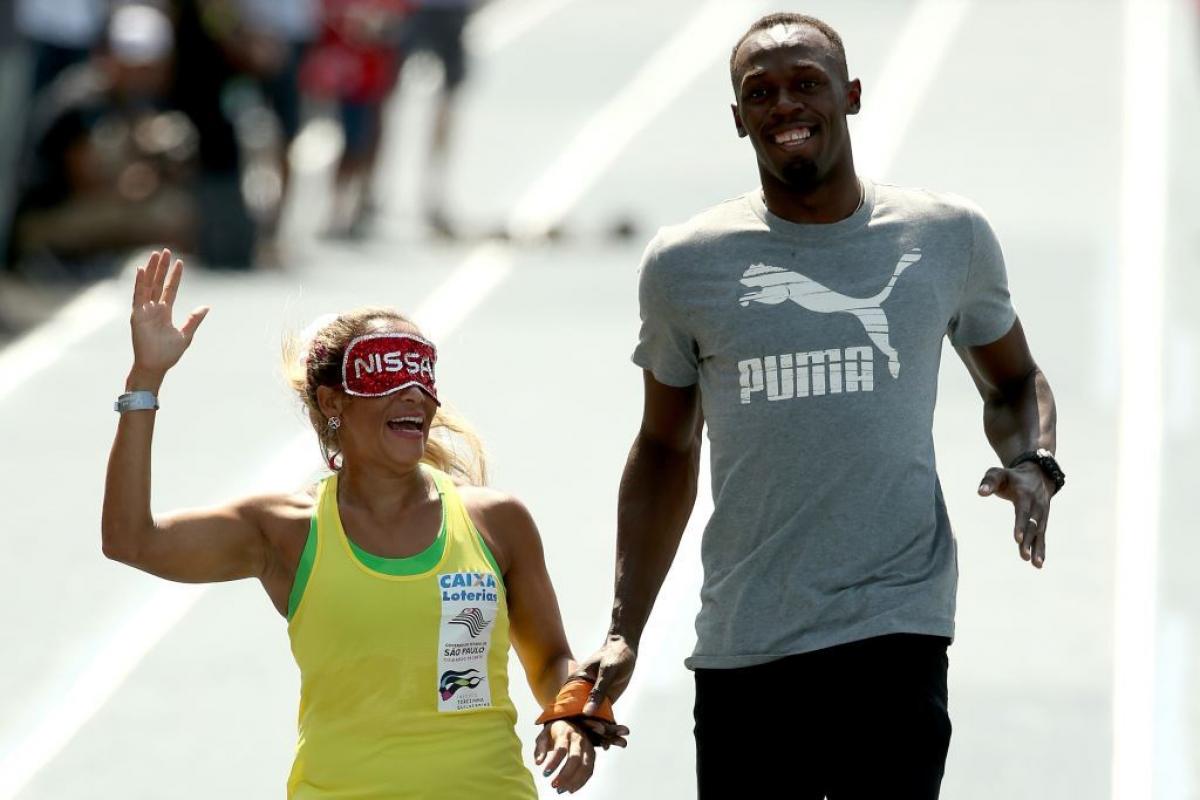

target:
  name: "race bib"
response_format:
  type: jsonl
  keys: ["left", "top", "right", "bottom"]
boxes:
{"left": 436, "top": 571, "right": 500, "bottom": 712}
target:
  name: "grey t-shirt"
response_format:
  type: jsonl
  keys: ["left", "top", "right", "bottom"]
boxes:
{"left": 633, "top": 178, "right": 1016, "bottom": 669}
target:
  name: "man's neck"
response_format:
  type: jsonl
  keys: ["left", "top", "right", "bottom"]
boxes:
{"left": 760, "top": 163, "right": 862, "bottom": 225}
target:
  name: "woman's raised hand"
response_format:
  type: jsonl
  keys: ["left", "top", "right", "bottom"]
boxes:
{"left": 130, "top": 249, "right": 210, "bottom": 376}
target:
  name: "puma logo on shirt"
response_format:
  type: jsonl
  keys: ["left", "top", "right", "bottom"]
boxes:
{"left": 738, "top": 249, "right": 923, "bottom": 379}
{"left": 739, "top": 345, "right": 877, "bottom": 404}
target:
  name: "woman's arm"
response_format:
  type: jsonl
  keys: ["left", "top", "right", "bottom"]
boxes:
{"left": 463, "top": 488, "right": 601, "bottom": 794}
{"left": 462, "top": 488, "right": 574, "bottom": 705}
{"left": 102, "top": 249, "right": 283, "bottom": 583}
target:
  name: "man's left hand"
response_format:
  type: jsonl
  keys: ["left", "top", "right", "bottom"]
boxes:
{"left": 978, "top": 463, "right": 1055, "bottom": 569}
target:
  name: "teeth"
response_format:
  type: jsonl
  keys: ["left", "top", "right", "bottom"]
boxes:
{"left": 774, "top": 127, "right": 812, "bottom": 144}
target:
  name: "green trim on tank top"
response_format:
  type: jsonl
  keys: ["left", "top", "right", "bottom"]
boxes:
{"left": 287, "top": 471, "right": 448, "bottom": 620}
{"left": 345, "top": 521, "right": 448, "bottom": 575}
{"left": 342, "top": 468, "right": 448, "bottom": 576}
{"left": 287, "top": 516, "right": 319, "bottom": 622}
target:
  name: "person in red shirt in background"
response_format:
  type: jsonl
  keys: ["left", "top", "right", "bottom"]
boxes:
{"left": 301, "top": 0, "right": 411, "bottom": 238}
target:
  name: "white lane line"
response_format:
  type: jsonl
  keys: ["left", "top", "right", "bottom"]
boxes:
{"left": 852, "top": 0, "right": 972, "bottom": 179}
{"left": 411, "top": 241, "right": 514, "bottom": 339}
{"left": 0, "top": 280, "right": 122, "bottom": 404}
{"left": 505, "top": 0, "right": 758, "bottom": 241}
{"left": 1155, "top": 612, "right": 1193, "bottom": 800}
{"left": 0, "top": 4, "right": 756, "bottom": 794}
{"left": 1111, "top": 0, "right": 1169, "bottom": 796}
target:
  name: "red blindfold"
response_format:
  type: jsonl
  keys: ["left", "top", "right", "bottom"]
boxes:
{"left": 341, "top": 333, "right": 439, "bottom": 402}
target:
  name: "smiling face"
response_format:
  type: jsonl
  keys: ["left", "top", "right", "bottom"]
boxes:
{"left": 730, "top": 23, "right": 860, "bottom": 192}
{"left": 316, "top": 320, "right": 439, "bottom": 473}
{"left": 343, "top": 385, "right": 437, "bottom": 470}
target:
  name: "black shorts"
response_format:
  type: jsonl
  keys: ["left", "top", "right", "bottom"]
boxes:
{"left": 694, "top": 634, "right": 951, "bottom": 799}
{"left": 396, "top": 6, "right": 470, "bottom": 90}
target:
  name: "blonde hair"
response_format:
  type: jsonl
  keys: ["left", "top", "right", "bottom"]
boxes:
{"left": 283, "top": 307, "right": 488, "bottom": 485}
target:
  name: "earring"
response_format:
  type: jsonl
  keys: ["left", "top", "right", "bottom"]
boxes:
{"left": 326, "top": 416, "right": 341, "bottom": 431}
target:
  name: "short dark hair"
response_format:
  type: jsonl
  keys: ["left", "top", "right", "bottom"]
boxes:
{"left": 729, "top": 13, "right": 849, "bottom": 86}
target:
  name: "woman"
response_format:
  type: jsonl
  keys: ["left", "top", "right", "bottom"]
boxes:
{"left": 102, "top": 249, "right": 624, "bottom": 796}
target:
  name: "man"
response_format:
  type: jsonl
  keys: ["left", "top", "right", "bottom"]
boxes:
{"left": 577, "top": 12, "right": 1063, "bottom": 799}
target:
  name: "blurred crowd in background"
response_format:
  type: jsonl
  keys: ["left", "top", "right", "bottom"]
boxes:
{"left": 0, "top": 0, "right": 477, "bottom": 336}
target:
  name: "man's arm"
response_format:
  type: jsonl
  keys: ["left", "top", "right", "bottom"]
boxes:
{"left": 957, "top": 317, "right": 1059, "bottom": 568}
{"left": 580, "top": 371, "right": 703, "bottom": 713}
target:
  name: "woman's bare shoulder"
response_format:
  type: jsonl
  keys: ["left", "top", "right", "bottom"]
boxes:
{"left": 456, "top": 482, "right": 517, "bottom": 509}
{"left": 455, "top": 484, "right": 542, "bottom": 572}
{"left": 240, "top": 485, "right": 319, "bottom": 537}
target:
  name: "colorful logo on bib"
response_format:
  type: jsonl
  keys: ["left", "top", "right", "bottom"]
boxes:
{"left": 439, "top": 668, "right": 484, "bottom": 701}
{"left": 449, "top": 608, "right": 491, "bottom": 638}
{"left": 437, "top": 571, "right": 497, "bottom": 712}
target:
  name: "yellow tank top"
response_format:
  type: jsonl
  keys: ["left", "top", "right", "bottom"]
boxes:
{"left": 286, "top": 467, "right": 536, "bottom": 799}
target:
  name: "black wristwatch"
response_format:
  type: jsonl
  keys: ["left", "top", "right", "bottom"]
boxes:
{"left": 1008, "top": 448, "right": 1065, "bottom": 495}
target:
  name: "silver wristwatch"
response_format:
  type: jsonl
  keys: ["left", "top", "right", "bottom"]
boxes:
{"left": 114, "top": 391, "right": 160, "bottom": 413}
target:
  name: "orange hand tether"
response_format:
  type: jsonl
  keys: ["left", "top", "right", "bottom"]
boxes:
{"left": 535, "top": 677, "right": 616, "bottom": 726}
